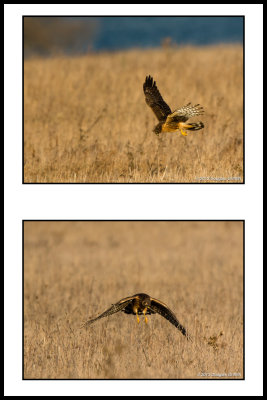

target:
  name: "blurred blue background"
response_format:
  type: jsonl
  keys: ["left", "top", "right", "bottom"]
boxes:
{"left": 24, "top": 16, "right": 243, "bottom": 57}
{"left": 93, "top": 16, "right": 243, "bottom": 50}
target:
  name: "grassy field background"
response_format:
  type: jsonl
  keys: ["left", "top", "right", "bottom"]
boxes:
{"left": 24, "top": 221, "right": 243, "bottom": 379}
{"left": 24, "top": 45, "right": 243, "bottom": 183}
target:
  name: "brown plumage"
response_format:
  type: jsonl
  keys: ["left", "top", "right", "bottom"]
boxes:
{"left": 81, "top": 293, "right": 191, "bottom": 340}
{"left": 143, "top": 75, "right": 204, "bottom": 136}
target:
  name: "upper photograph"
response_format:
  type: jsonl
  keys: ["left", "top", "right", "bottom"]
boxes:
{"left": 23, "top": 16, "right": 244, "bottom": 183}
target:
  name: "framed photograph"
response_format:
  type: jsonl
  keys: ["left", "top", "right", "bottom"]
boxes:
{"left": 23, "top": 16, "right": 244, "bottom": 184}
{"left": 23, "top": 220, "right": 244, "bottom": 380}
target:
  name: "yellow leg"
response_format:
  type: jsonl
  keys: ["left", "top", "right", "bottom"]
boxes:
{"left": 136, "top": 313, "right": 140, "bottom": 324}
{"left": 143, "top": 308, "right": 148, "bottom": 324}
{"left": 180, "top": 129, "right": 188, "bottom": 136}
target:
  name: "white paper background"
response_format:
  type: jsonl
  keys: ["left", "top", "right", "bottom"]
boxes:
{"left": 4, "top": 4, "right": 263, "bottom": 396}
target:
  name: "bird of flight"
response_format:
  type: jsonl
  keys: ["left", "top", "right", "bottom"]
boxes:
{"left": 81, "top": 293, "right": 191, "bottom": 340}
{"left": 143, "top": 75, "right": 204, "bottom": 136}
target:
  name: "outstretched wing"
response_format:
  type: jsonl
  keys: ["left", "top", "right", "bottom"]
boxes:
{"left": 149, "top": 297, "right": 191, "bottom": 340}
{"left": 81, "top": 296, "right": 136, "bottom": 328}
{"left": 143, "top": 75, "right": 172, "bottom": 122}
{"left": 169, "top": 103, "right": 204, "bottom": 123}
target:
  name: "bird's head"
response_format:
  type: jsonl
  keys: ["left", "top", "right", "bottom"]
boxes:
{"left": 153, "top": 124, "right": 162, "bottom": 135}
{"left": 142, "top": 298, "right": 151, "bottom": 307}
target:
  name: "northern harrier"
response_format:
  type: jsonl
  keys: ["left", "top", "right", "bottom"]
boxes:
{"left": 143, "top": 75, "right": 204, "bottom": 136}
{"left": 81, "top": 293, "right": 191, "bottom": 340}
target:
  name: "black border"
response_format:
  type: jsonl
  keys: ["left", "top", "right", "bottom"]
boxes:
{"left": 22, "top": 16, "right": 245, "bottom": 184}
{"left": 22, "top": 220, "right": 245, "bottom": 380}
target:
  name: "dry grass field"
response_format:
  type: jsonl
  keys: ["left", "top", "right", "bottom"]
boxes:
{"left": 24, "top": 221, "right": 244, "bottom": 379}
{"left": 24, "top": 45, "right": 243, "bottom": 183}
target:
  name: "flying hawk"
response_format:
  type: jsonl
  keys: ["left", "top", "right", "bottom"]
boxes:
{"left": 143, "top": 75, "right": 204, "bottom": 136}
{"left": 81, "top": 293, "right": 191, "bottom": 340}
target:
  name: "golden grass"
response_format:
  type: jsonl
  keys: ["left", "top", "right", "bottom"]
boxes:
{"left": 24, "top": 45, "right": 243, "bottom": 183}
{"left": 24, "top": 221, "right": 244, "bottom": 379}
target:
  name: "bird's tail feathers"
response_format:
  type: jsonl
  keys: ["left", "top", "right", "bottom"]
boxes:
{"left": 180, "top": 121, "right": 204, "bottom": 131}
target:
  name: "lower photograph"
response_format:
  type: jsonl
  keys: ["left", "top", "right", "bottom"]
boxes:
{"left": 23, "top": 220, "right": 244, "bottom": 380}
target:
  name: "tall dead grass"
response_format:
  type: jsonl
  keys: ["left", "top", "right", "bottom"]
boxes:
{"left": 24, "top": 221, "right": 243, "bottom": 379}
{"left": 24, "top": 45, "right": 243, "bottom": 183}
